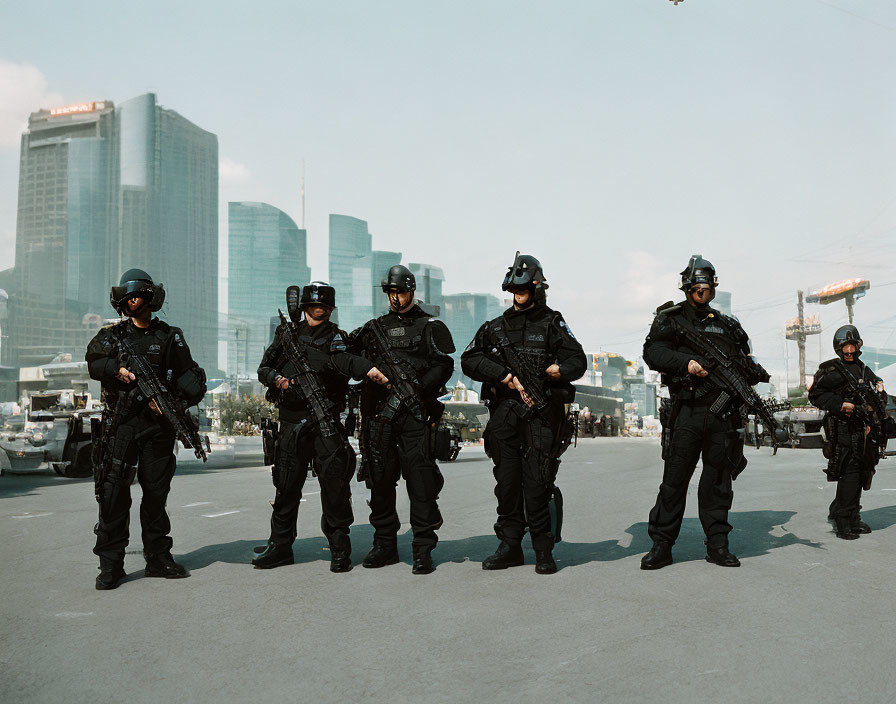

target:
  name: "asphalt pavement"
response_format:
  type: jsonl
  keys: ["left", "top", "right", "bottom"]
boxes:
{"left": 2, "top": 437, "right": 896, "bottom": 703}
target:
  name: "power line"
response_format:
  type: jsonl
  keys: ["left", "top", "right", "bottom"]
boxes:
{"left": 812, "top": 0, "right": 896, "bottom": 33}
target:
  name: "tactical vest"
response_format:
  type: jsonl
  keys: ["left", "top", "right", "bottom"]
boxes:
{"left": 490, "top": 313, "right": 553, "bottom": 374}
{"left": 97, "top": 320, "right": 175, "bottom": 410}
{"left": 274, "top": 322, "right": 349, "bottom": 411}
{"left": 667, "top": 309, "right": 741, "bottom": 400}
{"left": 376, "top": 313, "right": 430, "bottom": 372}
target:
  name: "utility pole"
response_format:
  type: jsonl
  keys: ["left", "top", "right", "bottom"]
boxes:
{"left": 797, "top": 290, "right": 806, "bottom": 390}
{"left": 301, "top": 160, "right": 305, "bottom": 230}
{"left": 785, "top": 290, "right": 822, "bottom": 392}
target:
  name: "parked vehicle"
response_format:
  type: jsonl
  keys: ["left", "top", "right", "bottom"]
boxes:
{"left": 0, "top": 390, "right": 101, "bottom": 477}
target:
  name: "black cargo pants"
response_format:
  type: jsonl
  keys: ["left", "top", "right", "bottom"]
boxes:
{"left": 94, "top": 415, "right": 177, "bottom": 565}
{"left": 484, "top": 398, "right": 559, "bottom": 552}
{"left": 647, "top": 403, "right": 745, "bottom": 549}
{"left": 366, "top": 412, "right": 444, "bottom": 554}
{"left": 269, "top": 418, "right": 354, "bottom": 547}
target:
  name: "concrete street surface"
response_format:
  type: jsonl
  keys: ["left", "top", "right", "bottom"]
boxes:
{"left": 2, "top": 437, "right": 896, "bottom": 703}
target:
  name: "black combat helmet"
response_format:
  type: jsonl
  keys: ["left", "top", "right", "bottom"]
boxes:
{"left": 679, "top": 254, "right": 718, "bottom": 291}
{"left": 502, "top": 252, "right": 548, "bottom": 293}
{"left": 110, "top": 268, "right": 165, "bottom": 315}
{"left": 301, "top": 281, "right": 336, "bottom": 309}
{"left": 286, "top": 282, "right": 336, "bottom": 322}
{"left": 381, "top": 265, "right": 416, "bottom": 293}
{"left": 833, "top": 325, "right": 863, "bottom": 358}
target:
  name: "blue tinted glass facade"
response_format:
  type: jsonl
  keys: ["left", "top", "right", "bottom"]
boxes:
{"left": 328, "top": 214, "right": 372, "bottom": 332}
{"left": 118, "top": 93, "right": 219, "bottom": 374}
{"left": 228, "top": 202, "right": 310, "bottom": 372}
{"left": 442, "top": 292, "right": 504, "bottom": 386}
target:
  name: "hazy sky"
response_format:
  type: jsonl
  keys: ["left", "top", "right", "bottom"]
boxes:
{"left": 1, "top": 0, "right": 894, "bottom": 381}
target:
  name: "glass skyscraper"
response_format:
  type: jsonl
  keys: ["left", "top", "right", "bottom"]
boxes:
{"left": 371, "top": 249, "right": 402, "bottom": 318}
{"left": 228, "top": 201, "right": 310, "bottom": 374}
{"left": 328, "top": 214, "right": 373, "bottom": 332}
{"left": 6, "top": 94, "right": 219, "bottom": 372}
{"left": 9, "top": 101, "right": 118, "bottom": 366}
{"left": 408, "top": 263, "right": 444, "bottom": 313}
{"left": 117, "top": 94, "right": 219, "bottom": 374}
{"left": 442, "top": 292, "right": 505, "bottom": 386}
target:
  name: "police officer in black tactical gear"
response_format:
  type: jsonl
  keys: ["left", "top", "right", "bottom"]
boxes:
{"left": 809, "top": 326, "right": 893, "bottom": 540}
{"left": 350, "top": 265, "right": 455, "bottom": 575}
{"left": 253, "top": 282, "right": 374, "bottom": 572}
{"left": 86, "top": 269, "right": 207, "bottom": 590}
{"left": 641, "top": 255, "right": 770, "bottom": 571}
{"left": 461, "top": 254, "right": 586, "bottom": 575}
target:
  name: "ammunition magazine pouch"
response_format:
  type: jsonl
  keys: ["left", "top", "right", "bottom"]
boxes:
{"left": 432, "top": 426, "right": 453, "bottom": 462}
{"left": 886, "top": 416, "right": 896, "bottom": 440}
{"left": 863, "top": 465, "right": 876, "bottom": 491}
{"left": 364, "top": 418, "right": 393, "bottom": 487}
{"left": 709, "top": 426, "right": 748, "bottom": 480}
{"left": 549, "top": 486, "right": 564, "bottom": 544}
{"left": 659, "top": 398, "right": 680, "bottom": 461}
{"left": 261, "top": 417, "right": 279, "bottom": 466}
{"left": 552, "top": 407, "right": 576, "bottom": 460}
{"left": 93, "top": 422, "right": 137, "bottom": 502}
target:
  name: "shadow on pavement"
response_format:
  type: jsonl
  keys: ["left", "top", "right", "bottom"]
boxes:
{"left": 0, "top": 460, "right": 258, "bottom": 500}
{"left": 861, "top": 505, "right": 896, "bottom": 532}
{"left": 554, "top": 510, "right": 827, "bottom": 567}
{"left": 0, "top": 473, "right": 92, "bottom": 500}
{"left": 176, "top": 509, "right": 844, "bottom": 572}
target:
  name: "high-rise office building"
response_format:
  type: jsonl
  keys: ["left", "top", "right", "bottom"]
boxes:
{"left": 714, "top": 291, "right": 732, "bottom": 316}
{"left": 442, "top": 292, "right": 504, "bottom": 385}
{"left": 116, "top": 93, "right": 218, "bottom": 374}
{"left": 409, "top": 263, "right": 444, "bottom": 313}
{"left": 8, "top": 100, "right": 119, "bottom": 366}
{"left": 328, "top": 214, "right": 373, "bottom": 332}
{"left": 6, "top": 94, "right": 219, "bottom": 373}
{"left": 371, "top": 249, "right": 402, "bottom": 317}
{"left": 228, "top": 202, "right": 310, "bottom": 375}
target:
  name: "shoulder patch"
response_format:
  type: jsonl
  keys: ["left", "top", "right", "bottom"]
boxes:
{"left": 557, "top": 318, "right": 576, "bottom": 341}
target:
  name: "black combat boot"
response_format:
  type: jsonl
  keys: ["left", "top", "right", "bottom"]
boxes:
{"left": 253, "top": 539, "right": 274, "bottom": 555}
{"left": 851, "top": 515, "right": 872, "bottom": 534}
{"left": 362, "top": 544, "right": 400, "bottom": 569}
{"left": 482, "top": 541, "right": 525, "bottom": 570}
{"left": 534, "top": 550, "right": 558, "bottom": 575}
{"left": 95, "top": 559, "right": 127, "bottom": 590}
{"left": 328, "top": 533, "right": 352, "bottom": 573}
{"left": 412, "top": 549, "right": 435, "bottom": 575}
{"left": 834, "top": 518, "right": 860, "bottom": 540}
{"left": 144, "top": 553, "right": 190, "bottom": 578}
{"left": 640, "top": 541, "right": 673, "bottom": 570}
{"left": 252, "top": 542, "right": 295, "bottom": 569}
{"left": 705, "top": 544, "right": 741, "bottom": 567}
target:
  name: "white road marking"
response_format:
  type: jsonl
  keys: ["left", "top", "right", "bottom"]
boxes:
{"left": 202, "top": 511, "right": 241, "bottom": 518}
{"left": 183, "top": 502, "right": 212, "bottom": 507}
{"left": 10, "top": 512, "right": 53, "bottom": 519}
{"left": 56, "top": 612, "right": 94, "bottom": 619}
{"left": 304, "top": 491, "right": 320, "bottom": 496}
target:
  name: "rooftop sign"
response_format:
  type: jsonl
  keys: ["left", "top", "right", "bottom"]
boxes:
{"left": 49, "top": 101, "right": 105, "bottom": 117}
{"left": 806, "top": 278, "right": 870, "bottom": 304}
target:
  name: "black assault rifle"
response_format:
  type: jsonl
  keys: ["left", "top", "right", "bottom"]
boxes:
{"left": 117, "top": 337, "right": 209, "bottom": 461}
{"left": 490, "top": 323, "right": 550, "bottom": 413}
{"left": 365, "top": 319, "right": 429, "bottom": 423}
{"left": 277, "top": 309, "right": 340, "bottom": 439}
{"left": 665, "top": 316, "right": 786, "bottom": 431}
{"left": 833, "top": 359, "right": 891, "bottom": 461}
